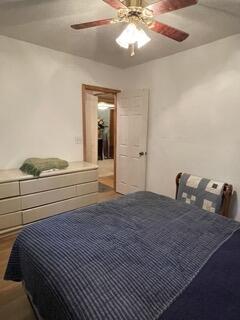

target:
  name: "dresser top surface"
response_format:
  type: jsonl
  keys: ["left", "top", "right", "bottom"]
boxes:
{"left": 0, "top": 161, "right": 98, "bottom": 184}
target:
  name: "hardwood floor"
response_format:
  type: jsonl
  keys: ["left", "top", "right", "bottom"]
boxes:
{"left": 0, "top": 183, "right": 120, "bottom": 320}
{"left": 98, "top": 175, "right": 118, "bottom": 202}
{"left": 98, "top": 159, "right": 114, "bottom": 178}
{"left": 0, "top": 234, "right": 35, "bottom": 320}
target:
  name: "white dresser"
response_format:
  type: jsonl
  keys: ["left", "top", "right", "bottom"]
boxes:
{"left": 0, "top": 161, "right": 98, "bottom": 235}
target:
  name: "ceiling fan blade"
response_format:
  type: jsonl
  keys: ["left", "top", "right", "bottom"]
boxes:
{"left": 146, "top": 0, "right": 198, "bottom": 15}
{"left": 71, "top": 18, "right": 113, "bottom": 30}
{"left": 149, "top": 20, "right": 189, "bottom": 42}
{"left": 102, "top": 0, "right": 127, "bottom": 9}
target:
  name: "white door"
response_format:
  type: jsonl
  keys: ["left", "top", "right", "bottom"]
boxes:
{"left": 116, "top": 89, "right": 149, "bottom": 194}
{"left": 85, "top": 93, "right": 98, "bottom": 164}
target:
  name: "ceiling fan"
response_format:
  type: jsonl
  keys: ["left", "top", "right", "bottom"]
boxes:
{"left": 71, "top": 0, "right": 198, "bottom": 56}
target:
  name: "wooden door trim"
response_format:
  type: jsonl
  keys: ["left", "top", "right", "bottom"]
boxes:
{"left": 82, "top": 84, "right": 121, "bottom": 191}
{"left": 83, "top": 84, "right": 121, "bottom": 95}
{"left": 98, "top": 96, "right": 115, "bottom": 104}
{"left": 113, "top": 94, "right": 117, "bottom": 191}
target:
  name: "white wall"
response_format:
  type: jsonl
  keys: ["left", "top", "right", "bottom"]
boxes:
{"left": 124, "top": 34, "right": 240, "bottom": 220}
{"left": 0, "top": 36, "right": 124, "bottom": 169}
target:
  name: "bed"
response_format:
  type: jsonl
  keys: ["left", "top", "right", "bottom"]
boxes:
{"left": 4, "top": 191, "right": 240, "bottom": 320}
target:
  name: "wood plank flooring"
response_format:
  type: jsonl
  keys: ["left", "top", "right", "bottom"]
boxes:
{"left": 0, "top": 178, "right": 120, "bottom": 320}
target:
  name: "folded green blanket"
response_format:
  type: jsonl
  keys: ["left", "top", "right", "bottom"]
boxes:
{"left": 20, "top": 158, "right": 69, "bottom": 177}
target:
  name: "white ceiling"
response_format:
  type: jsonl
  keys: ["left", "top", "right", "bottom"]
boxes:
{"left": 0, "top": 0, "right": 240, "bottom": 68}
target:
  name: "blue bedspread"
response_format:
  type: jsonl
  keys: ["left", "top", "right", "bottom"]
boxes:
{"left": 162, "top": 229, "right": 240, "bottom": 320}
{"left": 4, "top": 192, "right": 240, "bottom": 320}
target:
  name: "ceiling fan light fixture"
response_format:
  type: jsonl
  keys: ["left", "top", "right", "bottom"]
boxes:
{"left": 116, "top": 23, "right": 138, "bottom": 48}
{"left": 71, "top": 0, "right": 198, "bottom": 55}
{"left": 116, "top": 23, "right": 151, "bottom": 51}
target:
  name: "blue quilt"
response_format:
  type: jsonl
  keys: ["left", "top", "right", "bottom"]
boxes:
{"left": 4, "top": 192, "right": 240, "bottom": 320}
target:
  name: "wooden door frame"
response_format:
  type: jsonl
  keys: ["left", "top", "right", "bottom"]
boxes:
{"left": 82, "top": 84, "right": 121, "bottom": 191}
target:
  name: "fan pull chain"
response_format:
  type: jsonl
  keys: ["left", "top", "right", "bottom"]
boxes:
{"left": 129, "top": 43, "right": 135, "bottom": 56}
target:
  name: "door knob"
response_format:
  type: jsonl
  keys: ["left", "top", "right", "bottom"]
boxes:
{"left": 139, "top": 152, "right": 144, "bottom": 157}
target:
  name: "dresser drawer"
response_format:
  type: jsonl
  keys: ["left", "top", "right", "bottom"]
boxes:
{"left": 0, "top": 182, "right": 19, "bottom": 199}
{"left": 0, "top": 212, "right": 22, "bottom": 230}
{"left": 20, "top": 170, "right": 98, "bottom": 195}
{"left": 76, "top": 182, "right": 98, "bottom": 196}
{"left": 0, "top": 197, "right": 21, "bottom": 215}
{"left": 22, "top": 186, "right": 76, "bottom": 210}
{"left": 22, "top": 193, "right": 98, "bottom": 224}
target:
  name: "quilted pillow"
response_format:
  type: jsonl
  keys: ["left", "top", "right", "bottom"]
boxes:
{"left": 177, "top": 173, "right": 224, "bottom": 214}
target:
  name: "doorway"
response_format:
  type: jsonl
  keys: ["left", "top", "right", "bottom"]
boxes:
{"left": 82, "top": 84, "right": 120, "bottom": 192}
{"left": 98, "top": 93, "right": 115, "bottom": 190}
